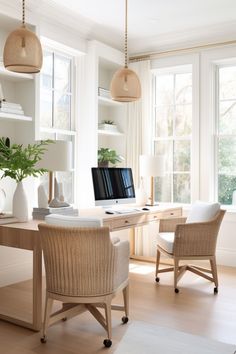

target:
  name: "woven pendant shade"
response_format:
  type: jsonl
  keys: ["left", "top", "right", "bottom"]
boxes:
{"left": 110, "top": 67, "right": 141, "bottom": 102}
{"left": 4, "top": 26, "right": 43, "bottom": 73}
{"left": 3, "top": 0, "right": 43, "bottom": 74}
{"left": 110, "top": 0, "right": 141, "bottom": 102}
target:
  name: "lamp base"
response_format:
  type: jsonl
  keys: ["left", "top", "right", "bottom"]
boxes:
{"left": 145, "top": 202, "right": 159, "bottom": 207}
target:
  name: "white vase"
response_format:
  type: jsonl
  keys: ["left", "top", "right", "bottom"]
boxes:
{"left": 13, "top": 181, "right": 28, "bottom": 222}
{"left": 38, "top": 184, "right": 48, "bottom": 208}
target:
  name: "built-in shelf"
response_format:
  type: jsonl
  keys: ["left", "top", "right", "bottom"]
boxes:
{"left": 40, "top": 127, "right": 77, "bottom": 136}
{"left": 0, "top": 65, "right": 34, "bottom": 82}
{"left": 98, "top": 129, "right": 124, "bottom": 136}
{"left": 0, "top": 112, "right": 32, "bottom": 122}
{"left": 98, "top": 96, "right": 122, "bottom": 107}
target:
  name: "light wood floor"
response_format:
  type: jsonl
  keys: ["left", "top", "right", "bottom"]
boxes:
{"left": 0, "top": 261, "right": 236, "bottom": 354}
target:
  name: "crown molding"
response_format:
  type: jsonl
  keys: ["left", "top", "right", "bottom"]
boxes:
{"left": 129, "top": 21, "right": 236, "bottom": 56}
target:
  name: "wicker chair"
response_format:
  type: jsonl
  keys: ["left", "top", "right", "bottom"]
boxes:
{"left": 38, "top": 223, "right": 129, "bottom": 348}
{"left": 155, "top": 203, "right": 226, "bottom": 294}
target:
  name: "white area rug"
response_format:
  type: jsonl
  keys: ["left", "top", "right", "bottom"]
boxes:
{"left": 114, "top": 321, "right": 236, "bottom": 354}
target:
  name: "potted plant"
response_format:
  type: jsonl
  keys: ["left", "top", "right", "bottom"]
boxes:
{"left": 0, "top": 137, "right": 52, "bottom": 221}
{"left": 98, "top": 148, "right": 123, "bottom": 167}
{"left": 98, "top": 120, "right": 118, "bottom": 132}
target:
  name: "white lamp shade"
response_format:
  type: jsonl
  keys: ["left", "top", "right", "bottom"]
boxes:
{"left": 37, "top": 140, "right": 72, "bottom": 172}
{"left": 140, "top": 155, "right": 165, "bottom": 177}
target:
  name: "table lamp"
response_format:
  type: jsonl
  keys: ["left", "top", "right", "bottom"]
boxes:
{"left": 139, "top": 154, "right": 165, "bottom": 206}
{"left": 37, "top": 140, "right": 72, "bottom": 206}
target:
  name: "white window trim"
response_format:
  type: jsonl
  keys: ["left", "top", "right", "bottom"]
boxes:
{"left": 200, "top": 45, "right": 236, "bottom": 205}
{"left": 36, "top": 40, "right": 79, "bottom": 205}
{"left": 151, "top": 53, "right": 200, "bottom": 204}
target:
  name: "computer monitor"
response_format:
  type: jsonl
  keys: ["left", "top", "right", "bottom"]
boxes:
{"left": 91, "top": 167, "right": 136, "bottom": 207}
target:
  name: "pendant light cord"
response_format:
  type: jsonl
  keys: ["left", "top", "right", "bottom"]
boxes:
{"left": 124, "top": 0, "right": 128, "bottom": 68}
{"left": 22, "top": 0, "right": 25, "bottom": 26}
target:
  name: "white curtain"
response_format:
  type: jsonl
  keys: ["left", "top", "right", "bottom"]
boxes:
{"left": 126, "top": 60, "right": 157, "bottom": 257}
{"left": 126, "top": 60, "right": 151, "bottom": 186}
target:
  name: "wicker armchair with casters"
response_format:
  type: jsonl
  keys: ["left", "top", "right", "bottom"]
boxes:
{"left": 155, "top": 201, "right": 226, "bottom": 294}
{"left": 38, "top": 221, "right": 129, "bottom": 348}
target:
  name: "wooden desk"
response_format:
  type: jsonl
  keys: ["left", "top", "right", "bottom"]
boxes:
{"left": 0, "top": 206, "right": 181, "bottom": 331}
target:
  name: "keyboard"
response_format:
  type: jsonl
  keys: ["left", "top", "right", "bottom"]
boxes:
{"left": 113, "top": 208, "right": 139, "bottom": 214}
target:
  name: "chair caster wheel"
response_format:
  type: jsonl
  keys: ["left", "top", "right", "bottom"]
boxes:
{"left": 103, "top": 339, "right": 112, "bottom": 347}
{"left": 175, "top": 288, "right": 179, "bottom": 293}
{"left": 214, "top": 287, "right": 218, "bottom": 294}
{"left": 40, "top": 335, "right": 47, "bottom": 343}
{"left": 155, "top": 277, "right": 160, "bottom": 283}
{"left": 62, "top": 317, "right": 67, "bottom": 321}
{"left": 122, "top": 316, "right": 129, "bottom": 324}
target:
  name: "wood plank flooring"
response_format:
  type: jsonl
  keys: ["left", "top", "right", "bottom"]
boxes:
{"left": 0, "top": 261, "right": 235, "bottom": 354}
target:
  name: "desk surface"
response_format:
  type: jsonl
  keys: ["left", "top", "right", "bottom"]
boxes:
{"left": 0, "top": 205, "right": 182, "bottom": 231}
{"left": 0, "top": 205, "right": 182, "bottom": 250}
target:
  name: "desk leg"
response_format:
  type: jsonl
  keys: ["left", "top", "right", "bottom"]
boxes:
{"left": 0, "top": 247, "right": 42, "bottom": 331}
{"left": 129, "top": 227, "right": 135, "bottom": 257}
{"left": 32, "top": 246, "right": 42, "bottom": 331}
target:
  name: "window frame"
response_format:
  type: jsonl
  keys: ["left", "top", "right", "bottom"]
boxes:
{"left": 200, "top": 46, "right": 236, "bottom": 206}
{"left": 37, "top": 42, "right": 77, "bottom": 205}
{"left": 150, "top": 54, "right": 200, "bottom": 204}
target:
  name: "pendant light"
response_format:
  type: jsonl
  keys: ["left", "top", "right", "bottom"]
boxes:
{"left": 110, "top": 0, "right": 141, "bottom": 102}
{"left": 3, "top": 0, "right": 43, "bottom": 74}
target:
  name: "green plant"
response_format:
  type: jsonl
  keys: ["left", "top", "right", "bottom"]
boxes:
{"left": 102, "top": 120, "right": 115, "bottom": 125}
{"left": 0, "top": 137, "right": 53, "bottom": 183}
{"left": 98, "top": 148, "right": 123, "bottom": 166}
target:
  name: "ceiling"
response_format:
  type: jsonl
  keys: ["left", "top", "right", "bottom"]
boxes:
{"left": 33, "top": 0, "right": 236, "bottom": 55}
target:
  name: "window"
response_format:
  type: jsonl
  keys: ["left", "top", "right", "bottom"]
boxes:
{"left": 217, "top": 65, "right": 236, "bottom": 205}
{"left": 39, "top": 48, "right": 76, "bottom": 204}
{"left": 152, "top": 67, "right": 192, "bottom": 203}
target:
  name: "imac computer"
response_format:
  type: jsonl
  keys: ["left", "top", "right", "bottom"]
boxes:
{"left": 91, "top": 167, "right": 136, "bottom": 207}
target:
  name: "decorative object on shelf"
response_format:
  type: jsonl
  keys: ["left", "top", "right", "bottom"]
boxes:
{"left": 98, "top": 87, "right": 111, "bottom": 99}
{"left": 98, "top": 148, "right": 124, "bottom": 167}
{"left": 3, "top": 0, "right": 43, "bottom": 74}
{"left": 0, "top": 101, "right": 24, "bottom": 115}
{"left": 140, "top": 154, "right": 165, "bottom": 206}
{"left": 110, "top": 0, "right": 141, "bottom": 102}
{"left": 36, "top": 140, "right": 72, "bottom": 207}
{"left": 0, "top": 137, "right": 51, "bottom": 222}
{"left": 98, "top": 120, "right": 119, "bottom": 132}
{"left": 38, "top": 184, "right": 48, "bottom": 208}
{"left": 0, "top": 188, "right": 6, "bottom": 213}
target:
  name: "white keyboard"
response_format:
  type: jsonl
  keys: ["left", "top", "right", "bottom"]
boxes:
{"left": 105, "top": 208, "right": 138, "bottom": 214}
{"left": 113, "top": 208, "right": 138, "bottom": 214}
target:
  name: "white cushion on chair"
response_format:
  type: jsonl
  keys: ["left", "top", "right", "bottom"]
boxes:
{"left": 45, "top": 214, "right": 103, "bottom": 227}
{"left": 157, "top": 232, "right": 175, "bottom": 254}
{"left": 186, "top": 201, "right": 220, "bottom": 223}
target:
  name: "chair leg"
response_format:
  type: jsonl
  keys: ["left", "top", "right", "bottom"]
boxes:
{"left": 210, "top": 256, "right": 218, "bottom": 291}
{"left": 174, "top": 258, "right": 179, "bottom": 293}
{"left": 104, "top": 299, "right": 112, "bottom": 340}
{"left": 155, "top": 249, "right": 161, "bottom": 281}
{"left": 122, "top": 284, "right": 129, "bottom": 318}
{"left": 41, "top": 294, "right": 53, "bottom": 343}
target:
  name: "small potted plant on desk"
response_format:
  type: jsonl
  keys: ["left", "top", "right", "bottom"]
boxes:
{"left": 0, "top": 137, "right": 52, "bottom": 222}
{"left": 98, "top": 148, "right": 123, "bottom": 167}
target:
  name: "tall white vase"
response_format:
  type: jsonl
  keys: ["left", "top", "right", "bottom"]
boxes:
{"left": 13, "top": 181, "right": 28, "bottom": 222}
